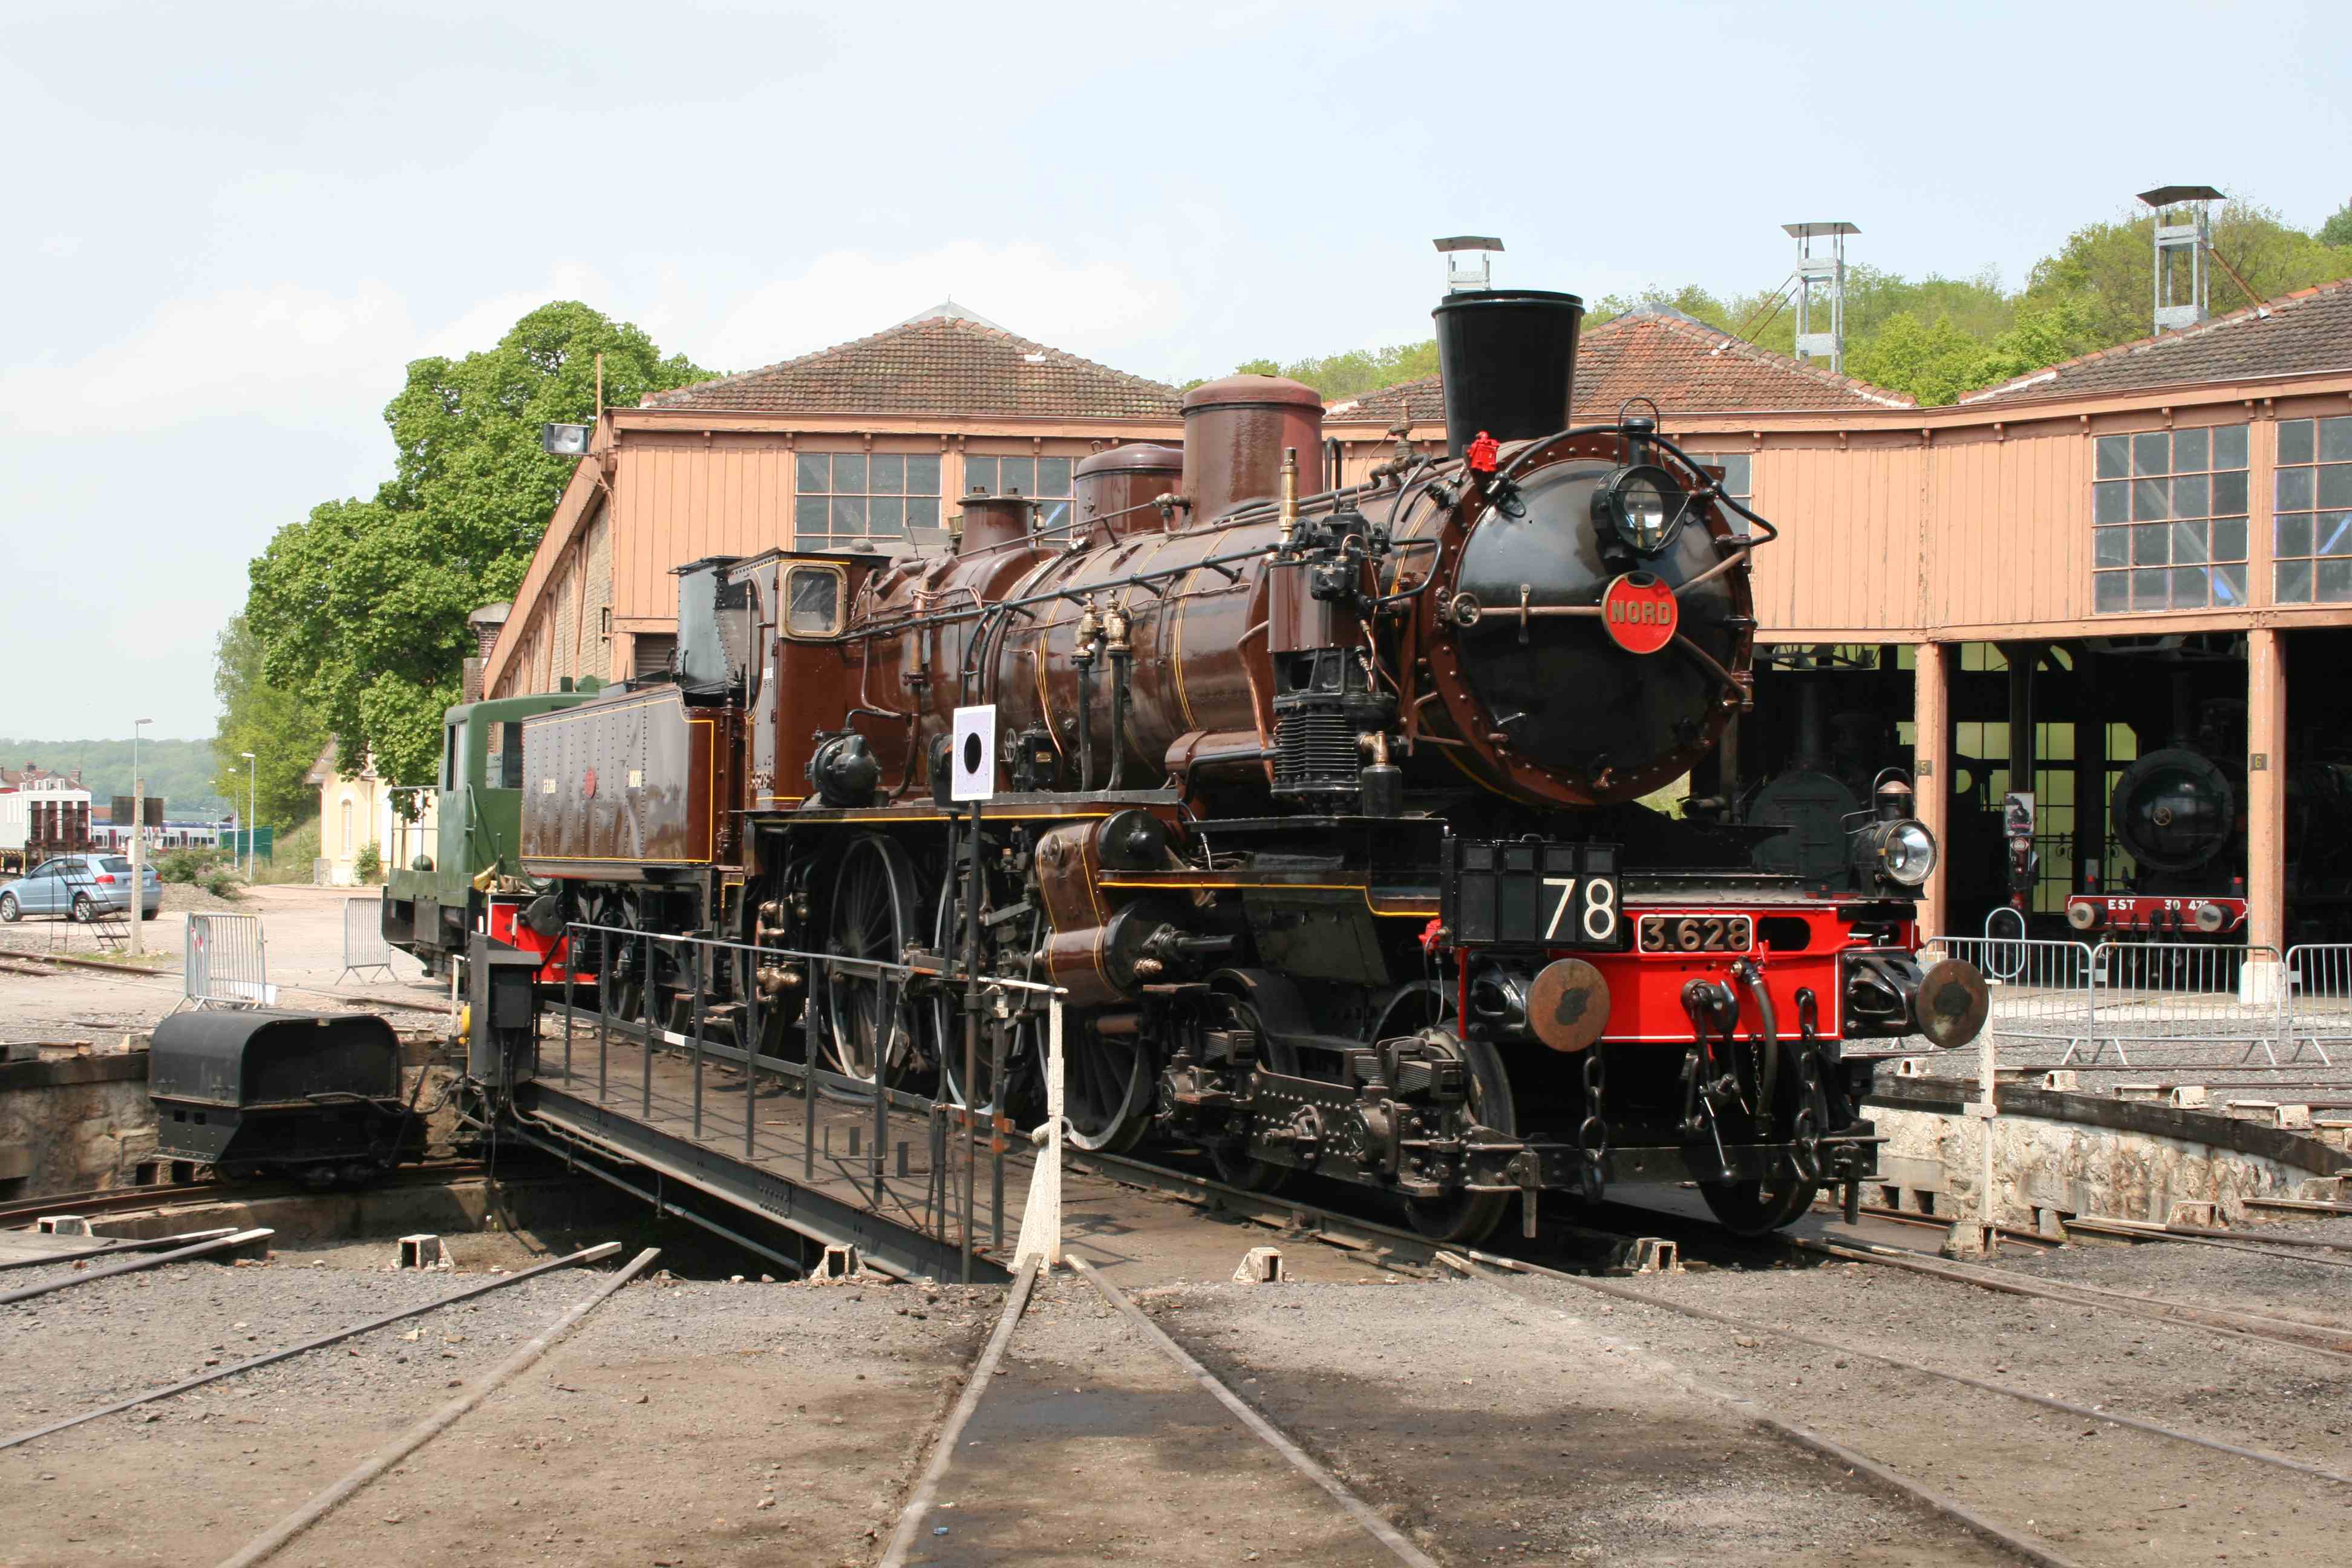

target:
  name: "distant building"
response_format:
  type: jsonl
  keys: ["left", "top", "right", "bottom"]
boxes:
{"left": 307, "top": 740, "right": 438, "bottom": 887}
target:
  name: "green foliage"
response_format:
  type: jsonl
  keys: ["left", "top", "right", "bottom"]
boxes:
{"left": 250, "top": 817, "right": 322, "bottom": 886}
{"left": 352, "top": 841, "right": 383, "bottom": 884}
{"left": 211, "top": 616, "right": 330, "bottom": 829}
{"left": 0, "top": 739, "right": 225, "bottom": 815}
{"left": 245, "top": 302, "right": 709, "bottom": 788}
{"left": 2023, "top": 200, "right": 2352, "bottom": 349}
{"left": 201, "top": 867, "right": 244, "bottom": 901}
{"left": 2323, "top": 201, "right": 2352, "bottom": 250}
{"left": 1225, "top": 198, "right": 2352, "bottom": 413}
{"left": 155, "top": 848, "right": 217, "bottom": 884}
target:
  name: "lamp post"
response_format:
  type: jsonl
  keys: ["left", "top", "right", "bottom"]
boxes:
{"left": 130, "top": 718, "right": 152, "bottom": 955}
{"left": 240, "top": 752, "right": 257, "bottom": 880}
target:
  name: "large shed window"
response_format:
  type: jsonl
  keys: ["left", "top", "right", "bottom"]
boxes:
{"left": 2091, "top": 424, "right": 2248, "bottom": 613}
{"left": 2273, "top": 416, "right": 2352, "bottom": 603}
{"left": 795, "top": 452, "right": 941, "bottom": 552}
{"left": 965, "top": 456, "right": 1074, "bottom": 538}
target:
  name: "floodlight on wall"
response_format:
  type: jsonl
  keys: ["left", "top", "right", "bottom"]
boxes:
{"left": 540, "top": 422, "right": 593, "bottom": 457}
{"left": 1434, "top": 235, "right": 1503, "bottom": 293}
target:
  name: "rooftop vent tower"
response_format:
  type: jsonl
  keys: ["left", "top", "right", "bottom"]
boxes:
{"left": 1434, "top": 235, "right": 1503, "bottom": 293}
{"left": 2138, "top": 185, "right": 2224, "bottom": 333}
{"left": 1784, "top": 221, "right": 1858, "bottom": 374}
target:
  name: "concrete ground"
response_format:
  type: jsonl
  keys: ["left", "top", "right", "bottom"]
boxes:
{"left": 0, "top": 883, "right": 448, "bottom": 1048}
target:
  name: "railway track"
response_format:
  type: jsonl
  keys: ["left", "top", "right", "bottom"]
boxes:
{"left": 0, "top": 1159, "right": 491, "bottom": 1232}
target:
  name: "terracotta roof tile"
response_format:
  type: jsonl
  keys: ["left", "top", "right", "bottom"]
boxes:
{"left": 1962, "top": 277, "right": 2352, "bottom": 405}
{"left": 1324, "top": 308, "right": 1913, "bottom": 425}
{"left": 647, "top": 312, "right": 1181, "bottom": 420}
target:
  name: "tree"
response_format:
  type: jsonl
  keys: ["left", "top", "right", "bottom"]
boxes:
{"left": 245, "top": 303, "right": 708, "bottom": 787}
{"left": 1843, "top": 313, "right": 1991, "bottom": 407}
{"left": 2024, "top": 200, "right": 2352, "bottom": 347}
{"left": 2321, "top": 200, "right": 2352, "bottom": 250}
{"left": 211, "top": 616, "right": 330, "bottom": 826}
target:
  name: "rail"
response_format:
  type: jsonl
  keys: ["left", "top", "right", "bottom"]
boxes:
{"left": 538, "top": 920, "right": 1067, "bottom": 1279}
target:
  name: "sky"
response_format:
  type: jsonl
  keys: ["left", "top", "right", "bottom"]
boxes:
{"left": 3, "top": 0, "right": 2347, "bottom": 741}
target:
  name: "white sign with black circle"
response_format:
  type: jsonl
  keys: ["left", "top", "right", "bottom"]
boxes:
{"left": 951, "top": 705, "right": 998, "bottom": 803}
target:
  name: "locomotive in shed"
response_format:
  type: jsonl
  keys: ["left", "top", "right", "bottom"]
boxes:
{"left": 484, "top": 277, "right": 1988, "bottom": 1241}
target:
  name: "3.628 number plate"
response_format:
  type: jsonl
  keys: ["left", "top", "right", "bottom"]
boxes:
{"left": 1638, "top": 913, "right": 1753, "bottom": 953}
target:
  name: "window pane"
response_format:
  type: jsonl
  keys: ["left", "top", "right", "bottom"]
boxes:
{"left": 2212, "top": 423, "right": 2248, "bottom": 470}
{"left": 2131, "top": 568, "right": 2169, "bottom": 610}
{"left": 2094, "top": 570, "right": 2129, "bottom": 613}
{"left": 2277, "top": 512, "right": 2313, "bottom": 559}
{"left": 2172, "top": 427, "right": 2209, "bottom": 473}
{"left": 2279, "top": 466, "right": 2315, "bottom": 512}
{"left": 2132, "top": 431, "right": 2169, "bottom": 475}
{"left": 2278, "top": 559, "right": 2313, "bottom": 602}
{"left": 2170, "top": 567, "right": 2207, "bottom": 607}
{"left": 1034, "top": 498, "right": 1073, "bottom": 538}
{"left": 796, "top": 453, "right": 831, "bottom": 494}
{"left": 786, "top": 568, "right": 838, "bottom": 635}
{"left": 2094, "top": 526, "right": 2129, "bottom": 567}
{"left": 906, "top": 454, "right": 941, "bottom": 494}
{"left": 906, "top": 496, "right": 940, "bottom": 531}
{"left": 830, "top": 495, "right": 867, "bottom": 532}
{"left": 1038, "top": 457, "right": 1073, "bottom": 496}
{"left": 2093, "top": 480, "right": 2128, "bottom": 524}
{"left": 795, "top": 495, "right": 829, "bottom": 535}
{"left": 2322, "top": 465, "right": 2352, "bottom": 509}
{"left": 2213, "top": 469, "right": 2247, "bottom": 515}
{"left": 2172, "top": 472, "right": 2209, "bottom": 518}
{"left": 2131, "top": 523, "right": 2168, "bottom": 564}
{"left": 870, "top": 454, "right": 904, "bottom": 492}
{"left": 2131, "top": 478, "right": 2168, "bottom": 520}
{"left": 998, "top": 457, "right": 1035, "bottom": 495}
{"left": 2320, "top": 512, "right": 2352, "bottom": 557}
{"left": 2095, "top": 435, "right": 2131, "bottom": 480}
{"left": 2322, "top": 559, "right": 2352, "bottom": 603}
{"left": 2212, "top": 563, "right": 2247, "bottom": 606}
{"left": 868, "top": 496, "right": 904, "bottom": 535}
{"left": 2212, "top": 517, "right": 2247, "bottom": 562}
{"left": 832, "top": 454, "right": 866, "bottom": 495}
{"left": 2171, "top": 519, "right": 2207, "bottom": 563}
{"left": 2323, "top": 417, "right": 2352, "bottom": 463}
{"left": 2280, "top": 419, "right": 2315, "bottom": 466}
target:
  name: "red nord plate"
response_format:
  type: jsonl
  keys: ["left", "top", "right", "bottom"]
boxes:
{"left": 1600, "top": 572, "right": 1678, "bottom": 655}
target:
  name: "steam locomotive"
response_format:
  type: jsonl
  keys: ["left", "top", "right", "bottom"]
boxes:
{"left": 442, "top": 281, "right": 1988, "bottom": 1241}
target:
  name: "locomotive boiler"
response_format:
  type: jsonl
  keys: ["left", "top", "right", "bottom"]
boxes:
{"left": 496, "top": 276, "right": 1987, "bottom": 1241}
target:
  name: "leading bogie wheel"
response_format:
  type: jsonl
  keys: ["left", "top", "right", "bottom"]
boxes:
{"left": 1063, "top": 1019, "right": 1152, "bottom": 1153}
{"left": 1697, "top": 1177, "right": 1821, "bottom": 1236}
{"left": 1400, "top": 1031, "right": 1516, "bottom": 1244}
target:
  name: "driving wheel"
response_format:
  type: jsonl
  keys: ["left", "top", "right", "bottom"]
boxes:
{"left": 821, "top": 834, "right": 921, "bottom": 1088}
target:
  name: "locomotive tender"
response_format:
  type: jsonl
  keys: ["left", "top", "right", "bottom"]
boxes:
{"left": 491, "top": 279, "right": 1988, "bottom": 1241}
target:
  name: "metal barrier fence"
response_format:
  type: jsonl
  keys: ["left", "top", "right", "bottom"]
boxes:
{"left": 2281, "top": 944, "right": 2348, "bottom": 1068}
{"left": 541, "top": 921, "right": 1065, "bottom": 1278}
{"left": 1917, "top": 933, "right": 2347, "bottom": 1071}
{"left": 183, "top": 913, "right": 270, "bottom": 1009}
{"left": 1919, "top": 935, "right": 2097, "bottom": 1057}
{"left": 2085, "top": 941, "right": 2287, "bottom": 1068}
{"left": 338, "top": 896, "right": 400, "bottom": 983}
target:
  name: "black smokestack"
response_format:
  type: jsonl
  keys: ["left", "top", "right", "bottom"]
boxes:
{"left": 1430, "top": 289, "right": 1584, "bottom": 457}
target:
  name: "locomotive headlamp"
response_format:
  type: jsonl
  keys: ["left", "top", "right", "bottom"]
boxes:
{"left": 1594, "top": 464, "right": 1687, "bottom": 555}
{"left": 1854, "top": 817, "right": 1939, "bottom": 887}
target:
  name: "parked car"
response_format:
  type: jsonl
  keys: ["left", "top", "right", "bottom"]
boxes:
{"left": 0, "top": 854, "right": 162, "bottom": 922}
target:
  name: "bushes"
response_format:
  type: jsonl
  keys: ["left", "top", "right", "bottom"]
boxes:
{"left": 353, "top": 841, "right": 383, "bottom": 884}
{"left": 202, "top": 867, "right": 244, "bottom": 901}
{"left": 155, "top": 848, "right": 211, "bottom": 884}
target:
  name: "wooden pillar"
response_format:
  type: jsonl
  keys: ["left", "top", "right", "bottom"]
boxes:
{"left": 2247, "top": 628, "right": 2287, "bottom": 957}
{"left": 1913, "top": 641, "right": 1952, "bottom": 941}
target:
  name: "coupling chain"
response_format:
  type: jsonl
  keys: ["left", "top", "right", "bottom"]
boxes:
{"left": 1576, "top": 1046, "right": 1610, "bottom": 1201}
{"left": 1789, "top": 987, "right": 1828, "bottom": 1184}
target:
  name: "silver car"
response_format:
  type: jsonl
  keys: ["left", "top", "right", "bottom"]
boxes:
{"left": 0, "top": 854, "right": 163, "bottom": 923}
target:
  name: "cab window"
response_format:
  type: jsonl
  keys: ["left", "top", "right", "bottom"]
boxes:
{"left": 786, "top": 566, "right": 843, "bottom": 638}
{"left": 499, "top": 722, "right": 526, "bottom": 789}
